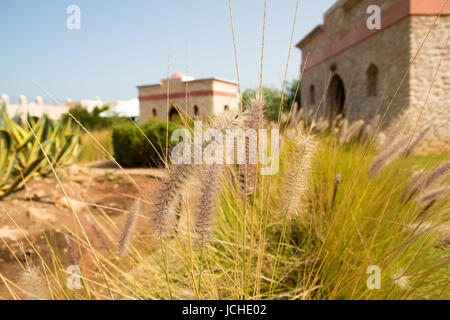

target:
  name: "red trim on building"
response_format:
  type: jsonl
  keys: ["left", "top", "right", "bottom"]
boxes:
{"left": 139, "top": 90, "right": 237, "bottom": 101}
{"left": 410, "top": 0, "right": 450, "bottom": 15}
{"left": 301, "top": 0, "right": 450, "bottom": 71}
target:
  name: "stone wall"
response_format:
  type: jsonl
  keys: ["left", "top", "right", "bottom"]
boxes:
{"left": 321, "top": 0, "right": 399, "bottom": 47}
{"left": 300, "top": 15, "right": 410, "bottom": 128}
{"left": 407, "top": 15, "right": 450, "bottom": 153}
{"left": 298, "top": 0, "right": 450, "bottom": 153}
{"left": 300, "top": 0, "right": 400, "bottom": 62}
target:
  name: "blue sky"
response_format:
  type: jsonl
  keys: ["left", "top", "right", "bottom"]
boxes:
{"left": 0, "top": 0, "right": 335, "bottom": 104}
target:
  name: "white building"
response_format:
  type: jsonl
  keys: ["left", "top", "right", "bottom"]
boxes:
{"left": 1, "top": 94, "right": 139, "bottom": 122}
{"left": 66, "top": 96, "right": 105, "bottom": 112}
{"left": 1, "top": 94, "right": 67, "bottom": 121}
{"left": 101, "top": 98, "right": 140, "bottom": 121}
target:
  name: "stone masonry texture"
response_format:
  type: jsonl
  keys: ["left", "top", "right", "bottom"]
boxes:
{"left": 297, "top": 0, "right": 449, "bottom": 153}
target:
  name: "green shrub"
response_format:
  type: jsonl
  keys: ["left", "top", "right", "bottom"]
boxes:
{"left": 62, "top": 105, "right": 127, "bottom": 130}
{"left": 112, "top": 120, "right": 181, "bottom": 167}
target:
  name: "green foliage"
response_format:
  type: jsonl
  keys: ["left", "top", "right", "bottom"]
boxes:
{"left": 2, "top": 112, "right": 81, "bottom": 176}
{"left": 62, "top": 105, "right": 127, "bottom": 130}
{"left": 0, "top": 128, "right": 18, "bottom": 197}
{"left": 0, "top": 104, "right": 81, "bottom": 198}
{"left": 284, "top": 79, "right": 301, "bottom": 110}
{"left": 242, "top": 79, "right": 301, "bottom": 121}
{"left": 112, "top": 120, "right": 181, "bottom": 167}
{"left": 242, "top": 87, "right": 281, "bottom": 121}
{"left": 77, "top": 129, "right": 113, "bottom": 163}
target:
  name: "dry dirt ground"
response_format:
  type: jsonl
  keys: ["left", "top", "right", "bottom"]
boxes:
{"left": 0, "top": 162, "right": 165, "bottom": 299}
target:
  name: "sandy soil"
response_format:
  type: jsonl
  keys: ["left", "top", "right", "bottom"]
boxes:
{"left": 0, "top": 163, "right": 164, "bottom": 299}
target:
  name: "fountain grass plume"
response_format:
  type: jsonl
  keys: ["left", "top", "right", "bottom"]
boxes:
{"left": 283, "top": 132, "right": 316, "bottom": 217}
{"left": 403, "top": 126, "right": 430, "bottom": 157}
{"left": 118, "top": 199, "right": 141, "bottom": 257}
{"left": 18, "top": 265, "right": 50, "bottom": 300}
{"left": 341, "top": 120, "right": 364, "bottom": 143}
{"left": 415, "top": 199, "right": 436, "bottom": 221}
{"left": 240, "top": 98, "right": 264, "bottom": 198}
{"left": 419, "top": 186, "right": 449, "bottom": 203}
{"left": 407, "top": 161, "right": 450, "bottom": 202}
{"left": 195, "top": 164, "right": 223, "bottom": 246}
{"left": 435, "top": 235, "right": 450, "bottom": 250}
{"left": 152, "top": 164, "right": 194, "bottom": 237}
{"left": 151, "top": 111, "right": 242, "bottom": 238}
{"left": 421, "top": 161, "right": 450, "bottom": 189}
{"left": 193, "top": 114, "right": 243, "bottom": 244}
{"left": 368, "top": 129, "right": 412, "bottom": 178}
{"left": 84, "top": 214, "right": 110, "bottom": 251}
{"left": 402, "top": 170, "right": 426, "bottom": 202}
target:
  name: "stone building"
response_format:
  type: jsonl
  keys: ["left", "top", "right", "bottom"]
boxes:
{"left": 296, "top": 0, "right": 450, "bottom": 152}
{"left": 137, "top": 72, "right": 239, "bottom": 123}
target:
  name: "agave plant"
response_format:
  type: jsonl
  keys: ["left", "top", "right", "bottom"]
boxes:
{"left": 33, "top": 115, "right": 81, "bottom": 175}
{"left": 0, "top": 104, "right": 81, "bottom": 198}
{"left": 0, "top": 121, "right": 44, "bottom": 198}
{"left": 0, "top": 108, "right": 81, "bottom": 176}
{"left": 0, "top": 129, "right": 17, "bottom": 197}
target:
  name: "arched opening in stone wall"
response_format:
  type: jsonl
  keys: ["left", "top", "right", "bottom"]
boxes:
{"left": 169, "top": 106, "right": 180, "bottom": 122}
{"left": 327, "top": 74, "right": 345, "bottom": 119}
{"left": 193, "top": 105, "right": 199, "bottom": 117}
{"left": 152, "top": 108, "right": 157, "bottom": 117}
{"left": 366, "top": 64, "right": 378, "bottom": 97}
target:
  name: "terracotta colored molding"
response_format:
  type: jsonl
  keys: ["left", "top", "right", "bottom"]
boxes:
{"left": 300, "top": 0, "right": 450, "bottom": 71}
{"left": 139, "top": 90, "right": 237, "bottom": 101}
{"left": 410, "top": 0, "right": 450, "bottom": 15}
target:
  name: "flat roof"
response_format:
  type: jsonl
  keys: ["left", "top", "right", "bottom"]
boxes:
{"left": 295, "top": 0, "right": 358, "bottom": 49}
{"left": 137, "top": 77, "right": 237, "bottom": 89}
{"left": 296, "top": 25, "right": 324, "bottom": 49}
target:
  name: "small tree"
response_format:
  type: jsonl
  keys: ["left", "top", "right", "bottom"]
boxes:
{"left": 241, "top": 80, "right": 301, "bottom": 122}
{"left": 285, "top": 79, "right": 301, "bottom": 111}
{"left": 242, "top": 87, "right": 281, "bottom": 121}
{"left": 63, "top": 105, "right": 126, "bottom": 130}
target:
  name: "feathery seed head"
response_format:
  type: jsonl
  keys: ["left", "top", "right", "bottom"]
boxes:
{"left": 368, "top": 129, "right": 412, "bottom": 178}
{"left": 18, "top": 266, "right": 50, "bottom": 300}
{"left": 403, "top": 126, "right": 430, "bottom": 157}
{"left": 195, "top": 164, "right": 223, "bottom": 246}
{"left": 283, "top": 133, "right": 316, "bottom": 217}
{"left": 118, "top": 199, "right": 141, "bottom": 257}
